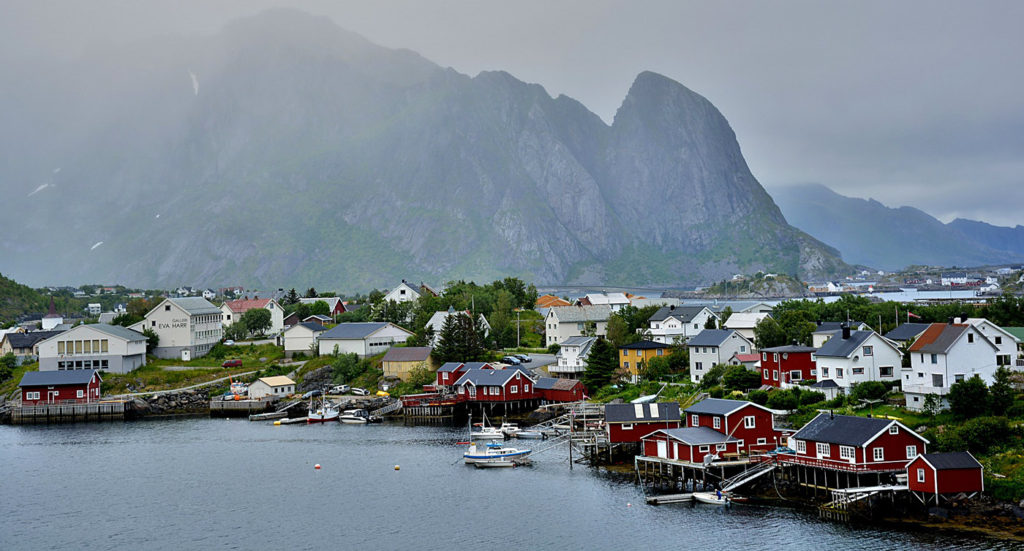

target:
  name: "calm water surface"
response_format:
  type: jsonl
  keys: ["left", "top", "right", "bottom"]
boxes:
{"left": 0, "top": 418, "right": 1014, "bottom": 550}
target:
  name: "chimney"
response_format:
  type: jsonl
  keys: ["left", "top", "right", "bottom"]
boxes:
{"left": 669, "top": 305, "right": 675, "bottom": 311}
{"left": 841, "top": 323, "right": 851, "bottom": 340}
{"left": 948, "top": 317, "right": 954, "bottom": 325}
{"left": 959, "top": 312, "right": 968, "bottom": 324}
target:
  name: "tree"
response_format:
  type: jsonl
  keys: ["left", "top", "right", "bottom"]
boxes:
{"left": 304, "top": 287, "right": 318, "bottom": 299}
{"left": 127, "top": 298, "right": 151, "bottom": 318}
{"left": 948, "top": 376, "right": 990, "bottom": 419}
{"left": 753, "top": 317, "right": 787, "bottom": 349}
{"left": 581, "top": 338, "right": 618, "bottom": 391}
{"left": 142, "top": 328, "right": 159, "bottom": 353}
{"left": 331, "top": 353, "right": 367, "bottom": 384}
{"left": 487, "top": 290, "right": 514, "bottom": 348}
{"left": 644, "top": 356, "right": 671, "bottom": 381}
{"left": 990, "top": 366, "right": 1016, "bottom": 413}
{"left": 849, "top": 381, "right": 889, "bottom": 402}
{"left": 700, "top": 364, "right": 729, "bottom": 389}
{"left": 922, "top": 394, "right": 943, "bottom": 417}
{"left": 240, "top": 308, "right": 272, "bottom": 337}
{"left": 767, "top": 389, "right": 799, "bottom": 411}
{"left": 283, "top": 288, "right": 300, "bottom": 306}
{"left": 722, "top": 365, "right": 761, "bottom": 391}
{"left": 308, "top": 300, "right": 331, "bottom": 318}
{"left": 605, "top": 314, "right": 634, "bottom": 348}
{"left": 717, "top": 307, "right": 733, "bottom": 329}
{"left": 407, "top": 364, "right": 435, "bottom": 388}
{"left": 432, "top": 312, "right": 487, "bottom": 363}
{"left": 704, "top": 316, "right": 717, "bottom": 330}
{"left": 111, "top": 313, "right": 142, "bottom": 327}
{"left": 224, "top": 322, "right": 248, "bottom": 342}
{"left": 0, "top": 352, "right": 16, "bottom": 383}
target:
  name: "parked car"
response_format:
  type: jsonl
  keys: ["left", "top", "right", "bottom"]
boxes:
{"left": 302, "top": 389, "right": 323, "bottom": 399}
{"left": 514, "top": 354, "right": 532, "bottom": 363}
{"left": 351, "top": 387, "right": 370, "bottom": 396}
{"left": 223, "top": 340, "right": 235, "bottom": 346}
{"left": 330, "top": 384, "right": 350, "bottom": 395}
{"left": 376, "top": 390, "right": 390, "bottom": 397}
{"left": 222, "top": 359, "right": 243, "bottom": 368}
{"left": 501, "top": 356, "right": 521, "bottom": 365}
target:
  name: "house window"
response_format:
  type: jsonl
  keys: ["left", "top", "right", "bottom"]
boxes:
{"left": 879, "top": 366, "right": 893, "bottom": 377}
{"left": 622, "top": 424, "right": 634, "bottom": 430}
{"left": 757, "top": 438, "right": 767, "bottom": 445}
{"left": 852, "top": 367, "right": 864, "bottom": 375}
{"left": 740, "top": 346, "right": 746, "bottom": 352}
{"left": 699, "top": 445, "right": 710, "bottom": 453}
{"left": 836, "top": 368, "right": 844, "bottom": 379}
{"left": 691, "top": 414, "right": 699, "bottom": 426}
{"left": 873, "top": 448, "right": 884, "bottom": 461}
{"left": 917, "top": 468, "right": 926, "bottom": 483}
{"left": 816, "top": 442, "right": 830, "bottom": 458}
{"left": 58, "top": 342, "right": 65, "bottom": 354}
{"left": 797, "top": 440, "right": 806, "bottom": 454}
{"left": 889, "top": 425, "right": 898, "bottom": 435}
{"left": 773, "top": 353, "right": 779, "bottom": 362}
{"left": 811, "top": 369, "right": 817, "bottom": 376}
{"left": 744, "top": 416, "right": 755, "bottom": 429}
{"left": 863, "top": 346, "right": 873, "bottom": 356}
{"left": 624, "top": 361, "right": 629, "bottom": 369}
{"left": 716, "top": 443, "right": 727, "bottom": 451}
{"left": 996, "top": 336, "right": 1003, "bottom": 345}
{"left": 772, "top": 371, "right": 778, "bottom": 381}
{"left": 510, "top": 386, "right": 518, "bottom": 394}
{"left": 839, "top": 446, "right": 855, "bottom": 460}
{"left": 930, "top": 354, "right": 937, "bottom": 364}
{"left": 695, "top": 362, "right": 703, "bottom": 371}
{"left": 524, "top": 384, "right": 529, "bottom": 392}
{"left": 713, "top": 417, "right": 721, "bottom": 429}
{"left": 77, "top": 390, "right": 84, "bottom": 398}
{"left": 790, "top": 371, "right": 802, "bottom": 381}
{"left": 906, "top": 446, "right": 918, "bottom": 459}
{"left": 932, "top": 374, "right": 944, "bottom": 387}
{"left": 762, "top": 352, "right": 767, "bottom": 361}
{"left": 763, "top": 371, "right": 769, "bottom": 380}
{"left": 822, "top": 367, "right": 829, "bottom": 377}
{"left": 967, "top": 333, "right": 974, "bottom": 343}
{"left": 657, "top": 349, "right": 663, "bottom": 356}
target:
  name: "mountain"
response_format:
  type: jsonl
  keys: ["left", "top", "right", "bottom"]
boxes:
{"left": 0, "top": 9, "right": 845, "bottom": 290}
{"left": 947, "top": 219, "right": 1024, "bottom": 259}
{"left": 773, "top": 183, "right": 1024, "bottom": 270}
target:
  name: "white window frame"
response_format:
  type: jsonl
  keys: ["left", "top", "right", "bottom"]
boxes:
{"left": 816, "top": 442, "right": 830, "bottom": 458}
{"left": 716, "top": 443, "right": 727, "bottom": 451}
{"left": 873, "top": 447, "right": 884, "bottom": 461}
{"left": 713, "top": 417, "right": 721, "bottom": 430}
{"left": 756, "top": 438, "right": 767, "bottom": 445}
{"left": 691, "top": 414, "right": 699, "bottom": 426}
{"left": 888, "top": 425, "right": 898, "bottom": 435}
{"left": 622, "top": 423, "right": 634, "bottom": 430}
{"left": 906, "top": 445, "right": 918, "bottom": 459}
{"left": 917, "top": 467, "right": 926, "bottom": 483}
{"left": 77, "top": 390, "right": 84, "bottom": 398}
{"left": 698, "top": 445, "right": 710, "bottom": 453}
{"left": 744, "top": 416, "right": 755, "bottom": 429}
{"left": 839, "top": 445, "right": 855, "bottom": 460}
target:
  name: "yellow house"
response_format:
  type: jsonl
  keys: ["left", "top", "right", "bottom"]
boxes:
{"left": 381, "top": 346, "right": 434, "bottom": 382}
{"left": 619, "top": 340, "right": 672, "bottom": 383}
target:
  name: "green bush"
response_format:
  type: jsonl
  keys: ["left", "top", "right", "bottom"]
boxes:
{"left": 722, "top": 365, "right": 762, "bottom": 391}
{"left": 207, "top": 344, "right": 229, "bottom": 360}
{"left": 747, "top": 389, "right": 769, "bottom": 406}
{"left": 849, "top": 381, "right": 889, "bottom": 402}
{"left": 986, "top": 478, "right": 1024, "bottom": 503}
{"left": 766, "top": 389, "right": 799, "bottom": 411}
{"left": 546, "top": 343, "right": 560, "bottom": 354}
{"left": 700, "top": 364, "right": 728, "bottom": 389}
{"left": 799, "top": 389, "right": 826, "bottom": 406}
{"left": 936, "top": 416, "right": 1014, "bottom": 455}
{"left": 708, "top": 386, "right": 725, "bottom": 399}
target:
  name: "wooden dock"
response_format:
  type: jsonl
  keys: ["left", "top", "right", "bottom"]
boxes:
{"left": 210, "top": 399, "right": 277, "bottom": 417}
{"left": 12, "top": 401, "right": 127, "bottom": 424}
{"left": 646, "top": 493, "right": 693, "bottom": 505}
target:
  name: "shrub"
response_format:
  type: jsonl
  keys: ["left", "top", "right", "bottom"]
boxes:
{"left": 546, "top": 343, "right": 560, "bottom": 354}
{"left": 700, "top": 364, "right": 728, "bottom": 389}
{"left": 849, "top": 381, "right": 889, "bottom": 402}
{"left": 948, "top": 376, "right": 990, "bottom": 419}
{"left": 722, "top": 365, "right": 762, "bottom": 391}
{"left": 747, "top": 389, "right": 769, "bottom": 406}
{"left": 708, "top": 386, "right": 725, "bottom": 399}
{"left": 798, "top": 390, "right": 826, "bottom": 406}
{"left": 766, "top": 389, "right": 799, "bottom": 411}
{"left": 936, "top": 416, "right": 1014, "bottom": 455}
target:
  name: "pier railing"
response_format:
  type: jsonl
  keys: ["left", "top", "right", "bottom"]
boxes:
{"left": 775, "top": 453, "right": 910, "bottom": 473}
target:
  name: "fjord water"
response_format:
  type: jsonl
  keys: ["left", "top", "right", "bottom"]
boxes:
{"left": 0, "top": 419, "right": 1010, "bottom": 550}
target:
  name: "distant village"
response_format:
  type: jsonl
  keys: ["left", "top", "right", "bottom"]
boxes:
{"left": 3, "top": 265, "right": 1024, "bottom": 526}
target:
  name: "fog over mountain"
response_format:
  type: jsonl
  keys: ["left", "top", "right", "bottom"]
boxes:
{"left": 0, "top": 9, "right": 849, "bottom": 290}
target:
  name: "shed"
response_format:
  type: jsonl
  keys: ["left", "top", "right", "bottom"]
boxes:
{"left": 381, "top": 346, "right": 434, "bottom": 382}
{"left": 249, "top": 376, "right": 295, "bottom": 399}
{"left": 907, "top": 452, "right": 984, "bottom": 504}
{"left": 19, "top": 369, "right": 102, "bottom": 405}
{"left": 534, "top": 377, "right": 587, "bottom": 403}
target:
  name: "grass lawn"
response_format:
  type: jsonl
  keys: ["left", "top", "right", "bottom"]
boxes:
{"left": 0, "top": 361, "right": 40, "bottom": 398}
{"left": 101, "top": 363, "right": 257, "bottom": 395}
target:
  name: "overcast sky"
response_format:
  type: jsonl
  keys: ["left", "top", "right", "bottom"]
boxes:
{"left": 5, "top": 0, "right": 1023, "bottom": 226}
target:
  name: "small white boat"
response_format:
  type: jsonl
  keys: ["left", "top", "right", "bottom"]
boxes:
{"left": 463, "top": 442, "right": 531, "bottom": 465}
{"left": 499, "top": 422, "right": 521, "bottom": 438}
{"left": 339, "top": 409, "right": 369, "bottom": 424}
{"left": 693, "top": 491, "right": 732, "bottom": 506}
{"left": 513, "top": 430, "right": 546, "bottom": 440}
{"left": 471, "top": 412, "right": 504, "bottom": 439}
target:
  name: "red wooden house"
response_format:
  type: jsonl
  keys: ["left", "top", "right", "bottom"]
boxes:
{"left": 907, "top": 452, "right": 984, "bottom": 505}
{"left": 19, "top": 369, "right": 101, "bottom": 405}
{"left": 641, "top": 427, "right": 742, "bottom": 464}
{"left": 781, "top": 412, "right": 928, "bottom": 473}
{"left": 684, "top": 398, "right": 784, "bottom": 453}
{"left": 759, "top": 345, "right": 817, "bottom": 387}
{"left": 534, "top": 377, "right": 587, "bottom": 403}
{"left": 454, "top": 368, "right": 536, "bottom": 402}
{"left": 435, "top": 362, "right": 493, "bottom": 389}
{"left": 605, "top": 402, "right": 681, "bottom": 444}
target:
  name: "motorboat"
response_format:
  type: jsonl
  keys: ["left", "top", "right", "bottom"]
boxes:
{"left": 463, "top": 442, "right": 532, "bottom": 466}
{"left": 470, "top": 412, "right": 504, "bottom": 440}
{"left": 512, "top": 430, "right": 547, "bottom": 440}
{"left": 339, "top": 409, "right": 369, "bottom": 424}
{"left": 499, "top": 422, "right": 521, "bottom": 438}
{"left": 693, "top": 491, "right": 733, "bottom": 506}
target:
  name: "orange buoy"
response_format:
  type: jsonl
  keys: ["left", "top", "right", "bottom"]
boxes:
{"left": 394, "top": 465, "right": 400, "bottom": 471}
{"left": 314, "top": 464, "right": 321, "bottom": 470}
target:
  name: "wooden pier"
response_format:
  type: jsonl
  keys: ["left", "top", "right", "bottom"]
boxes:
{"left": 210, "top": 398, "right": 277, "bottom": 417}
{"left": 12, "top": 401, "right": 127, "bottom": 424}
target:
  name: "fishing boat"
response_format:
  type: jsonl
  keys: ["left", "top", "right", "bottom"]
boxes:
{"left": 463, "top": 442, "right": 532, "bottom": 466}
{"left": 339, "top": 408, "right": 369, "bottom": 424}
{"left": 306, "top": 394, "right": 339, "bottom": 424}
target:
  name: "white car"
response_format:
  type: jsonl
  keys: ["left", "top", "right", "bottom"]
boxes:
{"left": 223, "top": 340, "right": 235, "bottom": 346}
{"left": 331, "top": 385, "right": 350, "bottom": 394}
{"left": 351, "top": 388, "right": 370, "bottom": 396}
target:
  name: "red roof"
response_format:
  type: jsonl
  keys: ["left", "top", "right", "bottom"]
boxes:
{"left": 223, "top": 298, "right": 271, "bottom": 313}
{"left": 734, "top": 353, "right": 760, "bottom": 362}
{"left": 908, "top": 323, "right": 966, "bottom": 352}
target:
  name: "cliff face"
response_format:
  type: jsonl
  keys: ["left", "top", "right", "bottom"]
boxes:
{"left": 0, "top": 9, "right": 844, "bottom": 289}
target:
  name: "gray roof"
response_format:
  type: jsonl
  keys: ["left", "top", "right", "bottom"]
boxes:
{"left": 166, "top": 297, "right": 222, "bottom": 316}
{"left": 557, "top": 336, "right": 596, "bottom": 360}
{"left": 382, "top": 346, "right": 432, "bottom": 362}
{"left": 884, "top": 323, "right": 931, "bottom": 342}
{"left": 814, "top": 330, "right": 873, "bottom": 358}
{"left": 685, "top": 398, "right": 766, "bottom": 416}
{"left": 548, "top": 305, "right": 612, "bottom": 322}
{"left": 920, "top": 452, "right": 982, "bottom": 471}
{"left": 793, "top": 413, "right": 898, "bottom": 447}
{"left": 97, "top": 312, "right": 116, "bottom": 324}
{"left": 534, "top": 377, "right": 583, "bottom": 391}
{"left": 453, "top": 368, "right": 519, "bottom": 387}
{"left": 648, "top": 305, "right": 708, "bottom": 323}
{"left": 760, "top": 345, "right": 818, "bottom": 354}
{"left": 20, "top": 369, "right": 99, "bottom": 387}
{"left": 437, "top": 362, "right": 465, "bottom": 373}
{"left": 813, "top": 321, "right": 865, "bottom": 333}
{"left": 4, "top": 331, "right": 64, "bottom": 349}
{"left": 810, "top": 379, "right": 839, "bottom": 389}
{"left": 656, "top": 427, "right": 740, "bottom": 446}
{"left": 83, "top": 324, "right": 147, "bottom": 342}
{"left": 291, "top": 322, "right": 326, "bottom": 332}
{"left": 621, "top": 340, "right": 669, "bottom": 350}
{"left": 605, "top": 402, "right": 680, "bottom": 423}
{"left": 463, "top": 362, "right": 493, "bottom": 370}
{"left": 319, "top": 322, "right": 390, "bottom": 340}
{"left": 687, "top": 329, "right": 740, "bottom": 347}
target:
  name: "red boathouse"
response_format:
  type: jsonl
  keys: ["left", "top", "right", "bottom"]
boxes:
{"left": 684, "top": 397, "right": 784, "bottom": 454}
{"left": 907, "top": 452, "right": 984, "bottom": 505}
{"left": 604, "top": 402, "right": 681, "bottom": 444}
{"left": 19, "top": 369, "right": 102, "bottom": 405}
{"left": 641, "top": 427, "right": 742, "bottom": 464}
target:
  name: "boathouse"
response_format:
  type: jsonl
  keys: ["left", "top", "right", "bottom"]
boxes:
{"left": 684, "top": 398, "right": 783, "bottom": 454}
{"left": 435, "top": 362, "right": 468, "bottom": 389}
{"left": 534, "top": 377, "right": 587, "bottom": 403}
{"left": 781, "top": 413, "right": 928, "bottom": 473}
{"left": 19, "top": 369, "right": 101, "bottom": 405}
{"left": 907, "top": 452, "right": 984, "bottom": 505}
{"left": 641, "top": 427, "right": 742, "bottom": 464}
{"left": 605, "top": 402, "right": 681, "bottom": 444}
{"left": 454, "top": 368, "right": 538, "bottom": 413}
